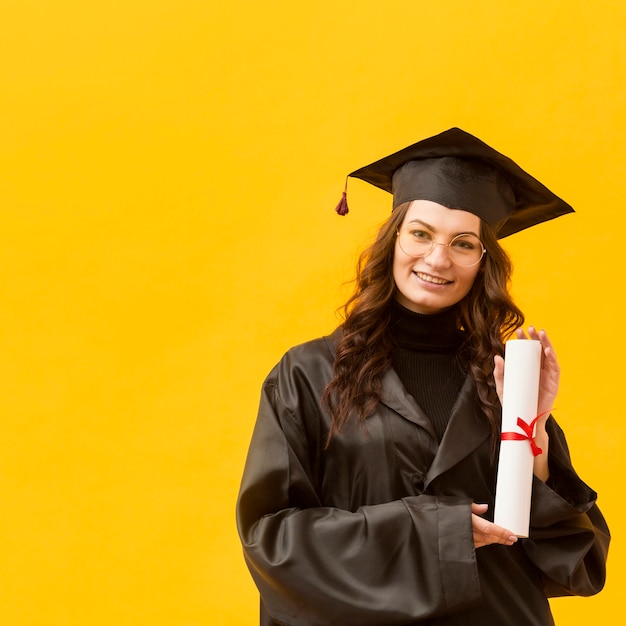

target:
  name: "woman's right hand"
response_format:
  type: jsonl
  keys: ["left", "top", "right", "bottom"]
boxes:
{"left": 471, "top": 503, "right": 518, "bottom": 548}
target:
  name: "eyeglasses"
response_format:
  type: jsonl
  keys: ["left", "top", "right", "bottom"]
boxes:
{"left": 397, "top": 227, "right": 486, "bottom": 267}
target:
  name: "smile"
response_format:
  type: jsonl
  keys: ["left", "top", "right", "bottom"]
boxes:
{"left": 415, "top": 271, "right": 452, "bottom": 285}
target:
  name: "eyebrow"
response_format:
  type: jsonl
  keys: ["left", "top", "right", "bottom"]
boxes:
{"left": 406, "top": 218, "right": 480, "bottom": 239}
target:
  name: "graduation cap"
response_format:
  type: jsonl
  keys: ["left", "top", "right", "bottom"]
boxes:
{"left": 335, "top": 127, "right": 574, "bottom": 238}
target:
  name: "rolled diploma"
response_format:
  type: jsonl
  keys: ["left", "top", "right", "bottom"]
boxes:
{"left": 493, "top": 339, "right": 541, "bottom": 538}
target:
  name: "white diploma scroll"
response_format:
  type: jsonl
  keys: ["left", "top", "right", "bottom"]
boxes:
{"left": 493, "top": 339, "right": 542, "bottom": 538}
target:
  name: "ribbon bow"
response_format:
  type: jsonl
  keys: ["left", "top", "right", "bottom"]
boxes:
{"left": 501, "top": 410, "right": 551, "bottom": 457}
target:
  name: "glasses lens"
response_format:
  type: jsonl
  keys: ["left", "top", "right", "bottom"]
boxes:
{"left": 398, "top": 230, "right": 484, "bottom": 267}
{"left": 447, "top": 234, "right": 484, "bottom": 267}
{"left": 398, "top": 229, "right": 434, "bottom": 258}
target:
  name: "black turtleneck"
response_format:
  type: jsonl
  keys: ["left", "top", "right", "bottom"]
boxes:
{"left": 390, "top": 301, "right": 467, "bottom": 441}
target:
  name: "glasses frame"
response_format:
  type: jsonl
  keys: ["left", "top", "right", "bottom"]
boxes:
{"left": 396, "top": 228, "right": 487, "bottom": 268}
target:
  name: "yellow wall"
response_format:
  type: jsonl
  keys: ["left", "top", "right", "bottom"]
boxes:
{"left": 0, "top": 1, "right": 623, "bottom": 624}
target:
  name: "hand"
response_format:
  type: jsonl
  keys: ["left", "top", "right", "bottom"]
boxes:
{"left": 493, "top": 327, "right": 560, "bottom": 419}
{"left": 472, "top": 503, "right": 518, "bottom": 549}
{"left": 514, "top": 326, "right": 560, "bottom": 418}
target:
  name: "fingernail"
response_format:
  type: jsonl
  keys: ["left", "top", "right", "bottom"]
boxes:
{"left": 508, "top": 535, "right": 518, "bottom": 542}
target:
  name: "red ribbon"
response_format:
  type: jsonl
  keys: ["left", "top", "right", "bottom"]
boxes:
{"left": 501, "top": 410, "right": 551, "bottom": 457}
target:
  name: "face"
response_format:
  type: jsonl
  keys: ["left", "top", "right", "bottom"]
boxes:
{"left": 393, "top": 200, "right": 483, "bottom": 314}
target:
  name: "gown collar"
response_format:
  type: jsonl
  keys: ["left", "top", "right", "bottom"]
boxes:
{"left": 378, "top": 368, "right": 491, "bottom": 485}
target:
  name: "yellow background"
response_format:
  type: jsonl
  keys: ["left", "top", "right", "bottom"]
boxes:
{"left": 0, "top": 1, "right": 623, "bottom": 624}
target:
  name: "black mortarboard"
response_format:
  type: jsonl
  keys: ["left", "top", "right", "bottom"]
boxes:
{"left": 335, "top": 127, "right": 574, "bottom": 238}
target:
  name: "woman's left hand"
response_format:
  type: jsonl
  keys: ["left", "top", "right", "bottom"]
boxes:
{"left": 493, "top": 326, "right": 560, "bottom": 416}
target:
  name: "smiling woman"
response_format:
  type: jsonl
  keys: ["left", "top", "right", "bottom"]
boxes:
{"left": 236, "top": 128, "right": 609, "bottom": 626}
{"left": 393, "top": 200, "right": 483, "bottom": 314}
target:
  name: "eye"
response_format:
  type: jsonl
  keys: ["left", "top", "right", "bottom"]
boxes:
{"left": 409, "top": 229, "right": 433, "bottom": 241}
{"left": 451, "top": 235, "right": 480, "bottom": 250}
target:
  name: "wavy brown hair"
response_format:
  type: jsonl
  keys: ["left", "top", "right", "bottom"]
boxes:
{"left": 322, "top": 201, "right": 524, "bottom": 447}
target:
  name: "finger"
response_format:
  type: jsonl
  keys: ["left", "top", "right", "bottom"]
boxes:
{"left": 472, "top": 515, "right": 518, "bottom": 547}
{"left": 470, "top": 510, "right": 511, "bottom": 536}
{"left": 524, "top": 326, "right": 553, "bottom": 371}
{"left": 537, "top": 327, "right": 551, "bottom": 345}
{"left": 515, "top": 327, "right": 527, "bottom": 339}
{"left": 533, "top": 331, "right": 560, "bottom": 380}
{"left": 471, "top": 503, "right": 489, "bottom": 514}
{"left": 526, "top": 325, "right": 540, "bottom": 341}
{"left": 524, "top": 326, "right": 547, "bottom": 367}
{"left": 530, "top": 328, "right": 556, "bottom": 359}
{"left": 543, "top": 347, "right": 560, "bottom": 372}
{"left": 538, "top": 330, "right": 559, "bottom": 363}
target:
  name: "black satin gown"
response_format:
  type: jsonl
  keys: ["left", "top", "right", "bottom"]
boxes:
{"left": 236, "top": 330, "right": 609, "bottom": 625}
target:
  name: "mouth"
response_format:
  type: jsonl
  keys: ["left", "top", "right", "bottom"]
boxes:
{"left": 414, "top": 271, "right": 452, "bottom": 285}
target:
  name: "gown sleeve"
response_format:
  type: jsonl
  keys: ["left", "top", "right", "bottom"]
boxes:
{"left": 524, "top": 416, "right": 610, "bottom": 597}
{"left": 236, "top": 354, "right": 482, "bottom": 626}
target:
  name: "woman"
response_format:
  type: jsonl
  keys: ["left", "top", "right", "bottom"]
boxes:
{"left": 236, "top": 128, "right": 610, "bottom": 625}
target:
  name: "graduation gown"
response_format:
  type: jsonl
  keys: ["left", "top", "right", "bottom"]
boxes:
{"left": 236, "top": 330, "right": 609, "bottom": 626}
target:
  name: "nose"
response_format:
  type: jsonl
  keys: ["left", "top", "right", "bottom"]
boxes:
{"left": 423, "top": 241, "right": 452, "bottom": 268}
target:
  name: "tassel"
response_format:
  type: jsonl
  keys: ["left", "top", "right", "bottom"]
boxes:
{"left": 335, "top": 192, "right": 349, "bottom": 216}
{"left": 334, "top": 177, "right": 349, "bottom": 215}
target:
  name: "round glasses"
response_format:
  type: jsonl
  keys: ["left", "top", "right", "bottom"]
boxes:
{"left": 397, "top": 227, "right": 486, "bottom": 267}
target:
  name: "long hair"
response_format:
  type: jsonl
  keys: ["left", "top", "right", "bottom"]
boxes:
{"left": 322, "top": 202, "right": 524, "bottom": 447}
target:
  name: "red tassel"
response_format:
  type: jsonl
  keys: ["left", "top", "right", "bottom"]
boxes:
{"left": 335, "top": 191, "right": 349, "bottom": 216}
{"left": 335, "top": 177, "right": 349, "bottom": 215}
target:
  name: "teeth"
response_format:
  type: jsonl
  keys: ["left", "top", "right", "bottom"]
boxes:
{"left": 416, "top": 272, "right": 450, "bottom": 285}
